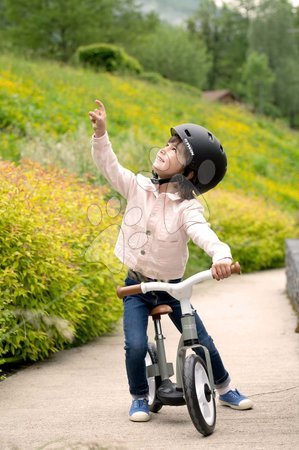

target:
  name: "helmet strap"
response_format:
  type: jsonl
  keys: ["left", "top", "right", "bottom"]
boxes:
{"left": 151, "top": 168, "right": 195, "bottom": 185}
{"left": 151, "top": 171, "right": 173, "bottom": 185}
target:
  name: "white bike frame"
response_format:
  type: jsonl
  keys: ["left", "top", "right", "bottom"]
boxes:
{"left": 117, "top": 263, "right": 240, "bottom": 399}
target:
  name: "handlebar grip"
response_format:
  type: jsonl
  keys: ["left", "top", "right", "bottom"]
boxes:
{"left": 231, "top": 262, "right": 241, "bottom": 274}
{"left": 116, "top": 283, "right": 142, "bottom": 299}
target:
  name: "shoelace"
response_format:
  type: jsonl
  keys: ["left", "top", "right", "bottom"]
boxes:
{"left": 132, "top": 399, "right": 148, "bottom": 409}
{"left": 225, "top": 389, "right": 243, "bottom": 400}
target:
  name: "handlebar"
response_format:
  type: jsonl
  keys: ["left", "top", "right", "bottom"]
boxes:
{"left": 116, "top": 262, "right": 241, "bottom": 300}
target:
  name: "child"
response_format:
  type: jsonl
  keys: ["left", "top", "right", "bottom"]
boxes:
{"left": 89, "top": 100, "right": 253, "bottom": 422}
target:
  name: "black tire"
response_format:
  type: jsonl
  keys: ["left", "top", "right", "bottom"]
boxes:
{"left": 183, "top": 354, "right": 216, "bottom": 436}
{"left": 145, "top": 343, "right": 163, "bottom": 413}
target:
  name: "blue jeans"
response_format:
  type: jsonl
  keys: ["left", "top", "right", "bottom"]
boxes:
{"left": 123, "top": 276, "right": 231, "bottom": 397}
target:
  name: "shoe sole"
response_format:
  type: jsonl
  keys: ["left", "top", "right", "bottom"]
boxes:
{"left": 129, "top": 412, "right": 151, "bottom": 422}
{"left": 219, "top": 399, "right": 253, "bottom": 410}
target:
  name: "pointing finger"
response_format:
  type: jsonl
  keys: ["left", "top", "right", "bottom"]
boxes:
{"left": 95, "top": 99, "right": 105, "bottom": 109}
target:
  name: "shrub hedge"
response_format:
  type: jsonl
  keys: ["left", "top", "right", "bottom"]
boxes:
{"left": 76, "top": 43, "right": 142, "bottom": 74}
{"left": 0, "top": 159, "right": 125, "bottom": 365}
{"left": 185, "top": 189, "right": 297, "bottom": 276}
{"left": 0, "top": 158, "right": 296, "bottom": 369}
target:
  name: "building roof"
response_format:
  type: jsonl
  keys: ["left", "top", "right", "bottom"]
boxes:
{"left": 202, "top": 89, "right": 237, "bottom": 102}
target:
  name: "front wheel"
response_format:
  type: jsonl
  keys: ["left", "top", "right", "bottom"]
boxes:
{"left": 183, "top": 354, "right": 216, "bottom": 436}
{"left": 145, "top": 343, "right": 163, "bottom": 413}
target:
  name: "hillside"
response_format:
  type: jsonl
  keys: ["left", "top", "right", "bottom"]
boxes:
{"left": 0, "top": 53, "right": 298, "bottom": 273}
{"left": 1, "top": 53, "right": 298, "bottom": 212}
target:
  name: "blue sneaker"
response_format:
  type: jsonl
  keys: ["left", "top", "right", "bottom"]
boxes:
{"left": 129, "top": 399, "right": 150, "bottom": 422}
{"left": 219, "top": 389, "right": 253, "bottom": 410}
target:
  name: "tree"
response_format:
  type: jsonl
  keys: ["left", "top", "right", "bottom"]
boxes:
{"left": 2, "top": 0, "right": 148, "bottom": 61}
{"left": 248, "top": 0, "right": 299, "bottom": 127}
{"left": 129, "top": 23, "right": 210, "bottom": 89}
{"left": 187, "top": 0, "right": 249, "bottom": 89}
{"left": 294, "top": 5, "right": 299, "bottom": 50}
{"left": 239, "top": 51, "right": 275, "bottom": 114}
{"left": 215, "top": 4, "right": 249, "bottom": 89}
{"left": 224, "top": 0, "right": 257, "bottom": 19}
{"left": 0, "top": 0, "right": 8, "bottom": 50}
{"left": 275, "top": 58, "right": 299, "bottom": 128}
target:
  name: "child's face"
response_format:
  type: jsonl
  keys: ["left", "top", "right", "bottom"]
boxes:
{"left": 152, "top": 137, "right": 188, "bottom": 179}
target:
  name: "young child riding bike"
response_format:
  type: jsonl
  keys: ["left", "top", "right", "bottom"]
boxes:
{"left": 89, "top": 100, "right": 253, "bottom": 422}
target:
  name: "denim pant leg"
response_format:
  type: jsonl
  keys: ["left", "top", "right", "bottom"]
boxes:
{"left": 123, "top": 280, "right": 154, "bottom": 397}
{"left": 166, "top": 298, "right": 231, "bottom": 389}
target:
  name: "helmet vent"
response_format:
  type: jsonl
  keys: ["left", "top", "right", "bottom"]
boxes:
{"left": 185, "top": 129, "right": 191, "bottom": 137}
{"left": 220, "top": 144, "right": 224, "bottom": 152}
{"left": 207, "top": 132, "right": 214, "bottom": 142}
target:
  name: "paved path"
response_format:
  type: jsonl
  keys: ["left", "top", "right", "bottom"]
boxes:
{"left": 1, "top": 269, "right": 298, "bottom": 450}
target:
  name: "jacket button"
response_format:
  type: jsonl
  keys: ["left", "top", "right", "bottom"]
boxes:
{"left": 140, "top": 250, "right": 146, "bottom": 255}
{"left": 146, "top": 230, "right": 151, "bottom": 235}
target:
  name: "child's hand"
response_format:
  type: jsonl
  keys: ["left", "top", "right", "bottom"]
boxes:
{"left": 88, "top": 99, "right": 107, "bottom": 138}
{"left": 212, "top": 258, "right": 232, "bottom": 281}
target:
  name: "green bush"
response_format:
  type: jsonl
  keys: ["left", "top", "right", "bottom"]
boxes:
{"left": 0, "top": 159, "right": 125, "bottom": 365}
{"left": 76, "top": 43, "right": 143, "bottom": 74}
{"left": 185, "top": 190, "right": 297, "bottom": 276}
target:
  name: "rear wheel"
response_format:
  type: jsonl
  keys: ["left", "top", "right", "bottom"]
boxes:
{"left": 145, "top": 343, "right": 163, "bottom": 413}
{"left": 183, "top": 354, "right": 216, "bottom": 436}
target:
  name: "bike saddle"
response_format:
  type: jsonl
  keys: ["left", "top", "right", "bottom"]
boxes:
{"left": 150, "top": 305, "right": 173, "bottom": 320}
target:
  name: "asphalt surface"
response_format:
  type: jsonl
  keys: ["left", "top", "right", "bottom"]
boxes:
{"left": 0, "top": 268, "right": 298, "bottom": 450}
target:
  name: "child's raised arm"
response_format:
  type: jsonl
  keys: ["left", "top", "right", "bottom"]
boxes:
{"left": 89, "top": 99, "right": 107, "bottom": 138}
{"left": 89, "top": 100, "right": 136, "bottom": 200}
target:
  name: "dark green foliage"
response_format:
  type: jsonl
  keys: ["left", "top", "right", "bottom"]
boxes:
{"left": 239, "top": 51, "right": 275, "bottom": 114}
{"left": 76, "top": 43, "right": 142, "bottom": 74}
{"left": 187, "top": 0, "right": 249, "bottom": 90}
{"left": 129, "top": 24, "right": 210, "bottom": 89}
{"left": 248, "top": 0, "right": 299, "bottom": 128}
{"left": 1, "top": 0, "right": 150, "bottom": 60}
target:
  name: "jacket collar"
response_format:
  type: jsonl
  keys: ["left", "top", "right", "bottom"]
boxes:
{"left": 136, "top": 173, "right": 181, "bottom": 200}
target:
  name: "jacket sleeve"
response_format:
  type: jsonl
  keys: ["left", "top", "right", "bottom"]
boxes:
{"left": 91, "top": 132, "right": 136, "bottom": 199}
{"left": 182, "top": 201, "right": 232, "bottom": 263}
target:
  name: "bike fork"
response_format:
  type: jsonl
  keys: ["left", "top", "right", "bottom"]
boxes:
{"left": 176, "top": 312, "right": 215, "bottom": 395}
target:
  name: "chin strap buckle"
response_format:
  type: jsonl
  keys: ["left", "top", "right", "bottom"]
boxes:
{"left": 151, "top": 170, "right": 174, "bottom": 186}
{"left": 151, "top": 177, "right": 159, "bottom": 184}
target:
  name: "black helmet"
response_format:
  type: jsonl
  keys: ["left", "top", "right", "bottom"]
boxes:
{"left": 171, "top": 123, "right": 227, "bottom": 194}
